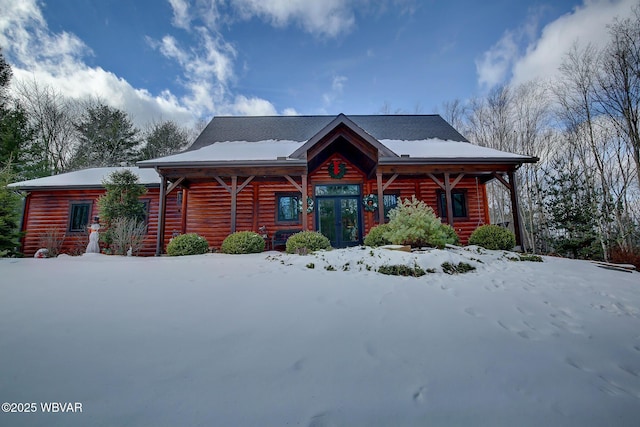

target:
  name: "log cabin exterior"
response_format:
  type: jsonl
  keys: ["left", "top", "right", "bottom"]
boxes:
{"left": 10, "top": 114, "right": 537, "bottom": 256}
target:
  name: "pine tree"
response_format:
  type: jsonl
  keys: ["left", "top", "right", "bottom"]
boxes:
{"left": 0, "top": 163, "right": 23, "bottom": 256}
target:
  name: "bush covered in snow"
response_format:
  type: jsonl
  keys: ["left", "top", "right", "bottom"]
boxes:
{"left": 363, "top": 223, "right": 392, "bottom": 247}
{"left": 469, "top": 224, "right": 516, "bottom": 250}
{"left": 383, "top": 196, "right": 457, "bottom": 248}
{"left": 286, "top": 231, "right": 331, "bottom": 254}
{"left": 167, "top": 233, "right": 210, "bottom": 256}
{"left": 221, "top": 231, "right": 265, "bottom": 254}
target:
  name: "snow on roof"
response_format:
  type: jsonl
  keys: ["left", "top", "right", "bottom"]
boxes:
{"left": 8, "top": 167, "right": 161, "bottom": 189}
{"left": 138, "top": 138, "right": 531, "bottom": 166}
{"left": 380, "top": 139, "right": 531, "bottom": 160}
{"left": 137, "top": 140, "right": 305, "bottom": 165}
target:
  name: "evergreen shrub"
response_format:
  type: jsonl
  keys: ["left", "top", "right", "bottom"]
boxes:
{"left": 220, "top": 231, "right": 265, "bottom": 254}
{"left": 383, "top": 196, "right": 457, "bottom": 248}
{"left": 468, "top": 224, "right": 516, "bottom": 250}
{"left": 286, "top": 231, "right": 331, "bottom": 254}
{"left": 167, "top": 233, "right": 210, "bottom": 256}
{"left": 363, "top": 223, "right": 392, "bottom": 247}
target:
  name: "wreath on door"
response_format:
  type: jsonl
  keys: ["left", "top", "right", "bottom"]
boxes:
{"left": 298, "top": 196, "right": 315, "bottom": 213}
{"left": 362, "top": 194, "right": 378, "bottom": 212}
{"left": 328, "top": 160, "right": 347, "bottom": 179}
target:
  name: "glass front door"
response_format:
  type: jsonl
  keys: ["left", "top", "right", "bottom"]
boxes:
{"left": 316, "top": 196, "right": 361, "bottom": 248}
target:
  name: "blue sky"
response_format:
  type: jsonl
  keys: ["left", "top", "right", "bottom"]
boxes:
{"left": 0, "top": 0, "right": 636, "bottom": 127}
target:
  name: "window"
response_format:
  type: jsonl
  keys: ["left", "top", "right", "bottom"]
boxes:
{"left": 277, "top": 193, "right": 300, "bottom": 223}
{"left": 315, "top": 185, "right": 360, "bottom": 196}
{"left": 68, "top": 202, "right": 92, "bottom": 232}
{"left": 375, "top": 193, "right": 399, "bottom": 222}
{"left": 438, "top": 191, "right": 467, "bottom": 219}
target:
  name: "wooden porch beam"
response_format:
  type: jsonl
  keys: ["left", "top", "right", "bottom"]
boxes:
{"left": 165, "top": 176, "right": 185, "bottom": 196}
{"left": 283, "top": 175, "right": 303, "bottom": 192}
{"left": 427, "top": 173, "right": 445, "bottom": 190}
{"left": 451, "top": 173, "right": 465, "bottom": 189}
{"left": 156, "top": 175, "right": 167, "bottom": 256}
{"left": 376, "top": 172, "right": 384, "bottom": 223}
{"left": 230, "top": 176, "right": 238, "bottom": 233}
{"left": 444, "top": 172, "right": 454, "bottom": 227}
{"left": 302, "top": 174, "right": 308, "bottom": 230}
{"left": 508, "top": 170, "right": 524, "bottom": 249}
{"left": 492, "top": 172, "right": 511, "bottom": 190}
{"left": 236, "top": 176, "right": 255, "bottom": 194}
{"left": 382, "top": 173, "right": 399, "bottom": 191}
{"left": 180, "top": 189, "right": 188, "bottom": 235}
{"left": 213, "top": 176, "right": 232, "bottom": 193}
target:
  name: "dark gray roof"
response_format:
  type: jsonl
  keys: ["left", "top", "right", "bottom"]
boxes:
{"left": 187, "top": 114, "right": 469, "bottom": 151}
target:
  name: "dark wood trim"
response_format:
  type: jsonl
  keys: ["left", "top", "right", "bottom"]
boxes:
{"left": 19, "top": 192, "right": 31, "bottom": 253}
{"left": 451, "top": 173, "right": 465, "bottom": 189}
{"left": 302, "top": 174, "right": 308, "bottom": 230}
{"left": 508, "top": 170, "right": 524, "bottom": 249}
{"left": 444, "top": 173, "right": 454, "bottom": 226}
{"left": 213, "top": 176, "right": 232, "bottom": 193}
{"left": 166, "top": 177, "right": 185, "bottom": 196}
{"left": 376, "top": 172, "right": 384, "bottom": 224}
{"left": 156, "top": 176, "right": 167, "bottom": 256}
{"left": 230, "top": 176, "right": 238, "bottom": 233}
{"left": 427, "top": 173, "right": 445, "bottom": 190}
{"left": 284, "top": 175, "right": 303, "bottom": 192}
{"left": 382, "top": 173, "right": 399, "bottom": 191}
{"left": 492, "top": 172, "right": 511, "bottom": 190}
{"left": 237, "top": 176, "right": 255, "bottom": 193}
{"left": 180, "top": 189, "right": 188, "bottom": 235}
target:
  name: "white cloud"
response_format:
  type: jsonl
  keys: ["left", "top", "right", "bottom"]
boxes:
{"left": 511, "top": 0, "right": 636, "bottom": 86}
{"left": 0, "top": 0, "right": 296, "bottom": 129}
{"left": 477, "top": 0, "right": 638, "bottom": 90}
{"left": 323, "top": 75, "right": 348, "bottom": 106}
{"left": 226, "top": 95, "right": 278, "bottom": 116}
{"left": 169, "top": 0, "right": 191, "bottom": 30}
{"left": 232, "top": 0, "right": 355, "bottom": 38}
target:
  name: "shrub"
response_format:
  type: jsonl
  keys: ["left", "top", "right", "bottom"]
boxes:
{"left": 378, "top": 264, "right": 426, "bottom": 277}
{"left": 440, "top": 224, "right": 460, "bottom": 246}
{"left": 221, "top": 231, "right": 265, "bottom": 254}
{"left": 38, "top": 228, "right": 66, "bottom": 257}
{"left": 441, "top": 261, "right": 476, "bottom": 275}
{"left": 109, "top": 218, "right": 146, "bottom": 256}
{"left": 167, "top": 233, "right": 210, "bottom": 256}
{"left": 468, "top": 224, "right": 516, "bottom": 251}
{"left": 383, "top": 195, "right": 457, "bottom": 248}
{"left": 364, "top": 223, "right": 392, "bottom": 247}
{"left": 286, "top": 231, "right": 331, "bottom": 254}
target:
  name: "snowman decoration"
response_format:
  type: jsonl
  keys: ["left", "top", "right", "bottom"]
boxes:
{"left": 85, "top": 216, "right": 101, "bottom": 254}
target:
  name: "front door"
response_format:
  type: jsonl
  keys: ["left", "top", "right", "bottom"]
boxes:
{"left": 315, "top": 185, "right": 362, "bottom": 248}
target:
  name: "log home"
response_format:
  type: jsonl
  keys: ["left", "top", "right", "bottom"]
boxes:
{"left": 10, "top": 114, "right": 537, "bottom": 256}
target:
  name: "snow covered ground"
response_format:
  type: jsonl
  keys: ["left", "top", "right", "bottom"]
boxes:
{"left": 1, "top": 247, "right": 639, "bottom": 426}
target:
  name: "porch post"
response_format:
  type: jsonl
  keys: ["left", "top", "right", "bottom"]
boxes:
{"left": 230, "top": 176, "right": 238, "bottom": 233}
{"left": 302, "top": 174, "right": 308, "bottom": 230}
{"left": 376, "top": 172, "right": 384, "bottom": 223}
{"left": 444, "top": 172, "right": 454, "bottom": 226}
{"left": 507, "top": 170, "right": 524, "bottom": 250}
{"left": 156, "top": 175, "right": 167, "bottom": 256}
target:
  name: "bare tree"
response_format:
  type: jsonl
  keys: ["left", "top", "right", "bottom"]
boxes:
{"left": 13, "top": 78, "right": 80, "bottom": 174}
{"left": 596, "top": 6, "right": 640, "bottom": 187}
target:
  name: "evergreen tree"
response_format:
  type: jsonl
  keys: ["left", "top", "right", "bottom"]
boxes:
{"left": 138, "top": 120, "right": 190, "bottom": 160}
{"left": 0, "top": 48, "right": 34, "bottom": 180}
{"left": 70, "top": 104, "right": 140, "bottom": 169}
{"left": 97, "top": 169, "right": 148, "bottom": 254}
{"left": 543, "top": 161, "right": 604, "bottom": 260}
{"left": 98, "top": 169, "right": 147, "bottom": 224}
{"left": 0, "top": 163, "right": 23, "bottom": 256}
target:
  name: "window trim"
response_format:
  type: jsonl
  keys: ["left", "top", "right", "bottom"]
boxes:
{"left": 68, "top": 201, "right": 93, "bottom": 233}
{"left": 374, "top": 192, "right": 400, "bottom": 223}
{"left": 275, "top": 192, "right": 302, "bottom": 224}
{"left": 437, "top": 190, "right": 469, "bottom": 220}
